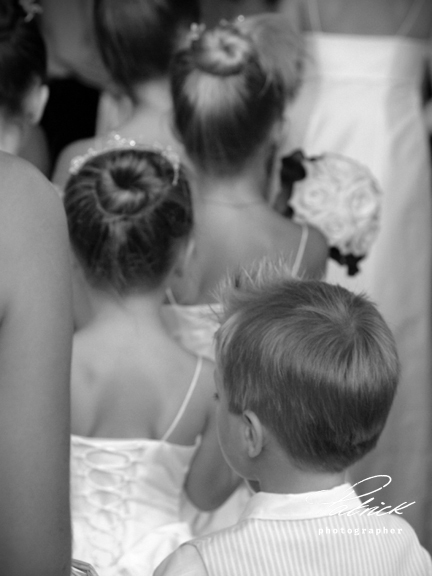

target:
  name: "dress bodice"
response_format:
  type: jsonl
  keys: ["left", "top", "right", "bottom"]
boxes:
{"left": 71, "top": 435, "right": 199, "bottom": 574}
{"left": 161, "top": 302, "right": 222, "bottom": 362}
{"left": 71, "top": 435, "right": 198, "bottom": 524}
{"left": 287, "top": 33, "right": 430, "bottom": 166}
{"left": 302, "top": 33, "right": 429, "bottom": 84}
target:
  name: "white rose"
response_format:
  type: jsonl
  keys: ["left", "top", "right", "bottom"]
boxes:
{"left": 288, "top": 152, "right": 382, "bottom": 257}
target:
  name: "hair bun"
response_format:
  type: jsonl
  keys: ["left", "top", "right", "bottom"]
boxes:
{"left": 96, "top": 167, "right": 149, "bottom": 217}
{"left": 192, "top": 24, "right": 252, "bottom": 77}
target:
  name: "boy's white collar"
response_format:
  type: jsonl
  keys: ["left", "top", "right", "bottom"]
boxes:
{"left": 239, "top": 483, "right": 362, "bottom": 521}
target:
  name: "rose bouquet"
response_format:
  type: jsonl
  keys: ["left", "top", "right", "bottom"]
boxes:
{"left": 275, "top": 150, "right": 382, "bottom": 275}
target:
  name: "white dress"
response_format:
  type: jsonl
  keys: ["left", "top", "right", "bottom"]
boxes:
{"left": 160, "top": 232, "right": 309, "bottom": 535}
{"left": 70, "top": 359, "right": 202, "bottom": 576}
{"left": 287, "top": 0, "right": 432, "bottom": 544}
{"left": 161, "top": 224, "right": 310, "bottom": 362}
{"left": 161, "top": 300, "right": 251, "bottom": 536}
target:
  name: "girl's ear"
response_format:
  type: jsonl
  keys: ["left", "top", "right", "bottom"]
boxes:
{"left": 172, "top": 236, "right": 196, "bottom": 278}
{"left": 24, "top": 83, "right": 50, "bottom": 125}
{"left": 242, "top": 410, "right": 264, "bottom": 458}
{"left": 167, "top": 236, "right": 199, "bottom": 303}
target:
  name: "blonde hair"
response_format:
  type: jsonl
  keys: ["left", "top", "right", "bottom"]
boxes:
{"left": 215, "top": 259, "right": 400, "bottom": 472}
{"left": 170, "top": 14, "right": 303, "bottom": 176}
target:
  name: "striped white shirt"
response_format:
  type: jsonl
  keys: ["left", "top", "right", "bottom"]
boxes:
{"left": 154, "top": 483, "right": 432, "bottom": 575}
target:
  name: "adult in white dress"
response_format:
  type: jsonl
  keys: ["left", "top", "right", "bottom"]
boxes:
{"left": 285, "top": 0, "right": 432, "bottom": 547}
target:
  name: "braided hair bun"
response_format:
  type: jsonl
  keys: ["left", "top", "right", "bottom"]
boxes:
{"left": 64, "top": 147, "right": 193, "bottom": 293}
{"left": 189, "top": 22, "right": 253, "bottom": 77}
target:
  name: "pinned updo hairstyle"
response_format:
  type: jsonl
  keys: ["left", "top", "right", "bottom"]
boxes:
{"left": 0, "top": 0, "right": 46, "bottom": 117}
{"left": 94, "top": 0, "right": 200, "bottom": 98}
{"left": 170, "top": 14, "right": 303, "bottom": 176}
{"left": 64, "top": 148, "right": 193, "bottom": 293}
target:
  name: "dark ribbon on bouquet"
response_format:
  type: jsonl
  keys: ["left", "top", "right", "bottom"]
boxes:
{"left": 276, "top": 150, "right": 363, "bottom": 276}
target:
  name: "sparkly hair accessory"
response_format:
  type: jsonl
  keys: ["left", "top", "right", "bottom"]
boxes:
{"left": 19, "top": 0, "right": 43, "bottom": 22}
{"left": 69, "top": 134, "right": 181, "bottom": 185}
{"left": 189, "top": 22, "right": 206, "bottom": 42}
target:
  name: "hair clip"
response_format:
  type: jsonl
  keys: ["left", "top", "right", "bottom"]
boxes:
{"left": 69, "top": 134, "right": 181, "bottom": 185}
{"left": 19, "top": 0, "right": 43, "bottom": 22}
{"left": 151, "top": 142, "right": 181, "bottom": 186}
{"left": 219, "top": 17, "right": 244, "bottom": 36}
{"left": 189, "top": 22, "right": 206, "bottom": 42}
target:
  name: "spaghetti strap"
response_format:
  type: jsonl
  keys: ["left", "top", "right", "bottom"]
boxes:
{"left": 397, "top": 0, "right": 425, "bottom": 37}
{"left": 305, "top": 0, "right": 322, "bottom": 32}
{"left": 161, "top": 356, "right": 203, "bottom": 442}
{"left": 165, "top": 287, "right": 177, "bottom": 306}
{"left": 292, "top": 224, "right": 309, "bottom": 278}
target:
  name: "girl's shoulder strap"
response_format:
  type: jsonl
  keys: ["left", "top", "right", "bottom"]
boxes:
{"left": 291, "top": 223, "right": 309, "bottom": 278}
{"left": 161, "top": 356, "right": 203, "bottom": 443}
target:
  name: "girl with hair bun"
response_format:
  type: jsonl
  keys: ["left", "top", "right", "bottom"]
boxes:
{"left": 159, "top": 14, "right": 327, "bottom": 538}
{"left": 0, "top": 0, "right": 49, "bottom": 167}
{"left": 53, "top": 0, "right": 201, "bottom": 330}
{"left": 164, "top": 14, "right": 327, "bottom": 360}
{"left": 64, "top": 145, "right": 239, "bottom": 576}
{"left": 52, "top": 0, "right": 200, "bottom": 189}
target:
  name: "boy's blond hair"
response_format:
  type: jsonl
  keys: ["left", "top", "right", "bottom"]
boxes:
{"left": 216, "top": 260, "right": 400, "bottom": 472}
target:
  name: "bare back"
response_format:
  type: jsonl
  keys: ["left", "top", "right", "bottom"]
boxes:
{"left": 190, "top": 200, "right": 327, "bottom": 304}
{"left": 70, "top": 303, "right": 239, "bottom": 510}
{"left": 71, "top": 319, "right": 212, "bottom": 445}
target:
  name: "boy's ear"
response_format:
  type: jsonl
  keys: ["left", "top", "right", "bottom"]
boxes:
{"left": 242, "top": 410, "right": 264, "bottom": 458}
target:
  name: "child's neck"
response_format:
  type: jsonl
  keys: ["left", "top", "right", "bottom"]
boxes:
{"left": 194, "top": 147, "right": 275, "bottom": 207}
{"left": 132, "top": 77, "right": 171, "bottom": 112}
{"left": 251, "top": 443, "right": 347, "bottom": 495}
{"left": 85, "top": 284, "right": 167, "bottom": 334}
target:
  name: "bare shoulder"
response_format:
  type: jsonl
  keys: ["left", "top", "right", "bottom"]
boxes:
{"left": 52, "top": 136, "right": 96, "bottom": 189}
{"left": 180, "top": 355, "right": 216, "bottom": 431}
{"left": 274, "top": 215, "right": 328, "bottom": 279}
{"left": 198, "top": 357, "right": 216, "bottom": 399}
{"left": 154, "top": 544, "right": 207, "bottom": 576}
{"left": 0, "top": 153, "right": 71, "bottom": 311}
{"left": 0, "top": 153, "right": 67, "bottom": 251}
{"left": 302, "top": 224, "right": 328, "bottom": 279}
{"left": 0, "top": 152, "right": 57, "bottom": 205}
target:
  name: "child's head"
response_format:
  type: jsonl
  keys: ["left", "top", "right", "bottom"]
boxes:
{"left": 170, "top": 14, "right": 303, "bottom": 177}
{"left": 0, "top": 0, "right": 47, "bottom": 122}
{"left": 215, "top": 262, "right": 399, "bottom": 474}
{"left": 94, "top": 0, "right": 200, "bottom": 98}
{"left": 64, "top": 145, "right": 193, "bottom": 294}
